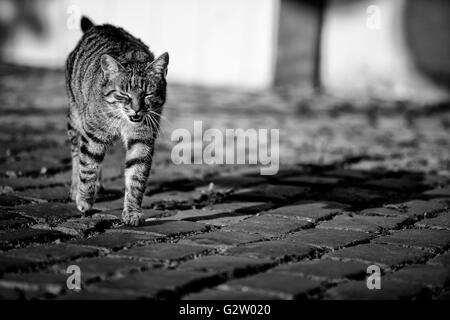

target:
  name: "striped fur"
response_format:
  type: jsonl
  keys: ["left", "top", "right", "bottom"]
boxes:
{"left": 66, "top": 16, "right": 168, "bottom": 226}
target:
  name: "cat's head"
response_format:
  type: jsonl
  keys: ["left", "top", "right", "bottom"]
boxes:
{"left": 100, "top": 52, "right": 169, "bottom": 125}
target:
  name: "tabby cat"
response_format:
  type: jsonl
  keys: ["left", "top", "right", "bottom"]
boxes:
{"left": 66, "top": 16, "right": 169, "bottom": 226}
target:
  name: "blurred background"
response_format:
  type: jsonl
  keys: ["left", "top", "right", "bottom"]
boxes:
{"left": 0, "top": 0, "right": 449, "bottom": 180}
{"left": 0, "top": 0, "right": 448, "bottom": 100}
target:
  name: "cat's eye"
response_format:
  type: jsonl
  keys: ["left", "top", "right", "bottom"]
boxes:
{"left": 144, "top": 94, "right": 153, "bottom": 104}
{"left": 114, "top": 94, "right": 130, "bottom": 104}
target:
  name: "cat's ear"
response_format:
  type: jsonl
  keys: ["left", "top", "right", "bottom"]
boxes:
{"left": 146, "top": 52, "right": 169, "bottom": 77}
{"left": 100, "top": 54, "right": 124, "bottom": 79}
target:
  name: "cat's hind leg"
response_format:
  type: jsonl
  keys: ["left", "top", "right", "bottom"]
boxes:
{"left": 67, "top": 121, "right": 80, "bottom": 201}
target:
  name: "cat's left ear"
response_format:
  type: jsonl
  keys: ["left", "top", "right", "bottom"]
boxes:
{"left": 146, "top": 52, "right": 169, "bottom": 77}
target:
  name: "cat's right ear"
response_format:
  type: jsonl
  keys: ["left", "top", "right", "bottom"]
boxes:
{"left": 100, "top": 54, "right": 123, "bottom": 79}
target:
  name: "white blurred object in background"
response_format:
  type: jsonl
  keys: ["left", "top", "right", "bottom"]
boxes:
{"left": 0, "top": 0, "right": 280, "bottom": 90}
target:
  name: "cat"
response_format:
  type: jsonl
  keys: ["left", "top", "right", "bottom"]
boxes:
{"left": 66, "top": 16, "right": 169, "bottom": 226}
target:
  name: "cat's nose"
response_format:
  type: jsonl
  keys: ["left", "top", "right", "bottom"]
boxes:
{"left": 131, "top": 104, "right": 141, "bottom": 112}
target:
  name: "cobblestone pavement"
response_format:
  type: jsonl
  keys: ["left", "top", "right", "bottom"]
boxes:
{"left": 0, "top": 64, "right": 449, "bottom": 300}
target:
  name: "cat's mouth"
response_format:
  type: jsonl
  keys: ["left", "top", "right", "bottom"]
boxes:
{"left": 129, "top": 115, "right": 143, "bottom": 123}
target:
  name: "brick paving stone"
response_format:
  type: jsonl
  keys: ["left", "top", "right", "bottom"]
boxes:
{"left": 90, "top": 269, "right": 213, "bottom": 298}
{"left": 94, "top": 189, "right": 124, "bottom": 203}
{"left": 0, "top": 210, "right": 31, "bottom": 230}
{"left": 159, "top": 208, "right": 228, "bottom": 222}
{"left": 0, "top": 209, "right": 17, "bottom": 220}
{"left": 325, "top": 279, "right": 427, "bottom": 300}
{"left": 422, "top": 186, "right": 450, "bottom": 198}
{"left": 4, "top": 243, "right": 99, "bottom": 264}
{"left": 373, "top": 229, "right": 450, "bottom": 251}
{"left": 0, "top": 218, "right": 30, "bottom": 230}
{"left": 117, "top": 220, "right": 210, "bottom": 237}
{"left": 388, "top": 264, "right": 450, "bottom": 287}
{"left": 0, "top": 255, "right": 35, "bottom": 274}
{"left": 0, "top": 228, "right": 68, "bottom": 250}
{"left": 326, "top": 243, "right": 432, "bottom": 267}
{"left": 0, "top": 159, "right": 68, "bottom": 177}
{"left": 183, "top": 287, "right": 274, "bottom": 300}
{"left": 262, "top": 201, "right": 349, "bottom": 222}
{"left": 361, "top": 200, "right": 448, "bottom": 218}
{"left": 179, "top": 230, "right": 264, "bottom": 248}
{"left": 90, "top": 209, "right": 124, "bottom": 221}
{"left": 323, "top": 169, "right": 377, "bottom": 180}
{"left": 0, "top": 194, "right": 33, "bottom": 206}
{"left": 275, "top": 175, "right": 342, "bottom": 186}
{"left": 93, "top": 208, "right": 162, "bottom": 221}
{"left": 0, "top": 140, "right": 59, "bottom": 157}
{"left": 160, "top": 201, "right": 272, "bottom": 222}
{"left": 70, "top": 231, "right": 160, "bottom": 251}
{"left": 359, "top": 206, "right": 410, "bottom": 217}
{"left": 178, "top": 255, "right": 271, "bottom": 276}
{"left": 227, "top": 240, "right": 315, "bottom": 260}
{"left": 94, "top": 198, "right": 125, "bottom": 210}
{"left": 0, "top": 272, "right": 67, "bottom": 297}
{"left": 223, "top": 273, "right": 322, "bottom": 299}
{"left": 15, "top": 148, "right": 70, "bottom": 166}
{"left": 142, "top": 190, "right": 205, "bottom": 209}
{"left": 54, "top": 257, "right": 149, "bottom": 280}
{"left": 427, "top": 252, "right": 450, "bottom": 267}
{"left": 226, "top": 184, "right": 310, "bottom": 203}
{"left": 0, "top": 287, "right": 23, "bottom": 299}
{"left": 363, "top": 178, "right": 425, "bottom": 192}
{"left": 0, "top": 174, "right": 69, "bottom": 190}
{"left": 285, "top": 229, "right": 370, "bottom": 249}
{"left": 399, "top": 199, "right": 448, "bottom": 217}
{"left": 436, "top": 290, "right": 450, "bottom": 300}
{"left": 56, "top": 290, "right": 139, "bottom": 300}
{"left": 435, "top": 197, "right": 450, "bottom": 207}
{"left": 11, "top": 202, "right": 82, "bottom": 222}
{"left": 0, "top": 177, "right": 49, "bottom": 190}
{"left": 415, "top": 211, "right": 450, "bottom": 230}
{"left": 13, "top": 186, "right": 70, "bottom": 202}
{"left": 111, "top": 243, "right": 210, "bottom": 261}
{"left": 191, "top": 182, "right": 234, "bottom": 195}
{"left": 205, "top": 201, "right": 274, "bottom": 214}
{"left": 272, "top": 259, "right": 367, "bottom": 280}
{"left": 421, "top": 174, "right": 450, "bottom": 187}
{"left": 320, "top": 187, "right": 392, "bottom": 206}
{"left": 225, "top": 215, "right": 312, "bottom": 238}
{"left": 34, "top": 217, "right": 116, "bottom": 237}
{"left": 317, "top": 214, "right": 406, "bottom": 233}
{"left": 196, "top": 214, "right": 252, "bottom": 227}
{"left": 208, "top": 175, "right": 267, "bottom": 189}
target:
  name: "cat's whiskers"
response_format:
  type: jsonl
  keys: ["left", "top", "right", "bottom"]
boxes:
{"left": 145, "top": 113, "right": 165, "bottom": 138}
{"left": 148, "top": 110, "right": 169, "bottom": 124}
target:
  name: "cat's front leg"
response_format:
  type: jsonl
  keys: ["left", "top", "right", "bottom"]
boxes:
{"left": 76, "top": 135, "right": 106, "bottom": 213}
{"left": 122, "top": 137, "right": 154, "bottom": 226}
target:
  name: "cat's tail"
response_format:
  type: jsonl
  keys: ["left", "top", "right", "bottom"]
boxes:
{"left": 80, "top": 16, "right": 95, "bottom": 33}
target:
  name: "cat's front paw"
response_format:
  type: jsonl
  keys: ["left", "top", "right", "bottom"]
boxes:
{"left": 122, "top": 209, "right": 144, "bottom": 226}
{"left": 76, "top": 193, "right": 93, "bottom": 214}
